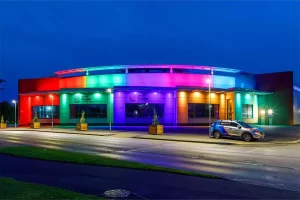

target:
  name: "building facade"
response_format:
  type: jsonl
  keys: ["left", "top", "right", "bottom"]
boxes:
{"left": 18, "top": 65, "right": 300, "bottom": 126}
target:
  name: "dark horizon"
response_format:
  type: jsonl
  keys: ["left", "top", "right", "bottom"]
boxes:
{"left": 1, "top": 1, "right": 300, "bottom": 101}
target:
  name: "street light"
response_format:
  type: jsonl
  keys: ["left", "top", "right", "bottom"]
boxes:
{"left": 49, "top": 94, "right": 54, "bottom": 129}
{"left": 12, "top": 100, "right": 17, "bottom": 128}
{"left": 206, "top": 79, "right": 211, "bottom": 138}
{"left": 107, "top": 88, "right": 112, "bottom": 132}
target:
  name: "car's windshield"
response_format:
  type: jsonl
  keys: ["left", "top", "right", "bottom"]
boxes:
{"left": 238, "top": 121, "right": 252, "bottom": 128}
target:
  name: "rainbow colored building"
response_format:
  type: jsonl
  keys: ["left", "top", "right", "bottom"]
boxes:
{"left": 18, "top": 65, "right": 300, "bottom": 126}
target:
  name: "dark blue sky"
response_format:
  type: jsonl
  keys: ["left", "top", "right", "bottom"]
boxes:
{"left": 0, "top": 1, "right": 299, "bottom": 101}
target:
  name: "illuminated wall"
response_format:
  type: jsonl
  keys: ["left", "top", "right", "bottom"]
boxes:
{"left": 59, "top": 92, "right": 112, "bottom": 124}
{"left": 114, "top": 91, "right": 175, "bottom": 125}
{"left": 59, "top": 76, "right": 86, "bottom": 89}
{"left": 59, "top": 74, "right": 236, "bottom": 90}
{"left": 18, "top": 68, "right": 269, "bottom": 126}
{"left": 293, "top": 87, "right": 300, "bottom": 125}
{"left": 19, "top": 94, "right": 60, "bottom": 125}
{"left": 234, "top": 93, "right": 258, "bottom": 124}
{"left": 235, "top": 74, "right": 255, "bottom": 89}
{"left": 255, "top": 72, "right": 293, "bottom": 125}
{"left": 19, "top": 78, "right": 59, "bottom": 93}
{"left": 177, "top": 91, "right": 225, "bottom": 124}
{"left": 126, "top": 74, "right": 235, "bottom": 89}
{"left": 86, "top": 74, "right": 126, "bottom": 88}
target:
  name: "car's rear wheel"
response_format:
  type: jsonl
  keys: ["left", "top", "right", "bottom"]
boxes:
{"left": 214, "top": 131, "right": 221, "bottom": 139}
{"left": 242, "top": 133, "right": 253, "bottom": 142}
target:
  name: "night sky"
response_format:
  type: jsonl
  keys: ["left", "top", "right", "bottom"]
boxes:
{"left": 0, "top": 1, "right": 299, "bottom": 102}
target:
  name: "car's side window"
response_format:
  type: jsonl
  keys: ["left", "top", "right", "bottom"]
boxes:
{"left": 229, "top": 122, "right": 238, "bottom": 127}
{"left": 220, "top": 122, "right": 230, "bottom": 126}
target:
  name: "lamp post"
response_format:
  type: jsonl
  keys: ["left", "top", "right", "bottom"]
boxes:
{"left": 107, "top": 88, "right": 112, "bottom": 132}
{"left": 12, "top": 100, "right": 17, "bottom": 128}
{"left": 50, "top": 94, "right": 54, "bottom": 129}
{"left": 206, "top": 79, "right": 211, "bottom": 138}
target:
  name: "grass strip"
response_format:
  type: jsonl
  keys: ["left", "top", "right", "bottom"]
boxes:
{"left": 0, "top": 177, "right": 101, "bottom": 199}
{"left": 0, "top": 146, "right": 218, "bottom": 179}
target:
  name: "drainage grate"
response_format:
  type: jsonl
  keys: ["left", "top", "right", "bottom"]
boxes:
{"left": 103, "top": 189, "right": 131, "bottom": 198}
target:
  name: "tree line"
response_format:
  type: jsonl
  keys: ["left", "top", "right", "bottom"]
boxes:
{"left": 0, "top": 79, "right": 18, "bottom": 123}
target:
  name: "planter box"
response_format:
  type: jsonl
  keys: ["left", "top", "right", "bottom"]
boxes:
{"left": 30, "top": 122, "right": 40, "bottom": 129}
{"left": 148, "top": 125, "right": 163, "bottom": 135}
{"left": 76, "top": 123, "right": 88, "bottom": 131}
{"left": 0, "top": 123, "right": 7, "bottom": 129}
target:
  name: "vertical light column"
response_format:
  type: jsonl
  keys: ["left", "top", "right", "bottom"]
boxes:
{"left": 60, "top": 93, "right": 70, "bottom": 124}
{"left": 28, "top": 96, "right": 32, "bottom": 124}
{"left": 177, "top": 91, "right": 188, "bottom": 124}
{"left": 253, "top": 94, "right": 259, "bottom": 123}
{"left": 235, "top": 93, "right": 242, "bottom": 120}
{"left": 219, "top": 94, "right": 226, "bottom": 119}
{"left": 114, "top": 91, "right": 125, "bottom": 124}
{"left": 164, "top": 92, "right": 175, "bottom": 124}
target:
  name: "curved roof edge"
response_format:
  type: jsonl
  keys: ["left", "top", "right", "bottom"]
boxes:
{"left": 54, "top": 64, "right": 249, "bottom": 76}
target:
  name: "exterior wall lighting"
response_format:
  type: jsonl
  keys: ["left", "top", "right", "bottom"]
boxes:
{"left": 268, "top": 109, "right": 273, "bottom": 115}
{"left": 260, "top": 110, "right": 266, "bottom": 115}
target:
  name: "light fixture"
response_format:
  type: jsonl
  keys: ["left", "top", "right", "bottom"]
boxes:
{"left": 107, "top": 88, "right": 112, "bottom": 93}
{"left": 268, "top": 109, "right": 273, "bottom": 115}
{"left": 260, "top": 110, "right": 266, "bottom": 115}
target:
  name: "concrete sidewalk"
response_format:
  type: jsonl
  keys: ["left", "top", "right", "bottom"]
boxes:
{"left": 2, "top": 126, "right": 300, "bottom": 146}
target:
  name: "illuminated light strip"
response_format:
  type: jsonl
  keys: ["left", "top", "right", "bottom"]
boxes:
{"left": 54, "top": 65, "right": 245, "bottom": 75}
{"left": 294, "top": 86, "right": 300, "bottom": 92}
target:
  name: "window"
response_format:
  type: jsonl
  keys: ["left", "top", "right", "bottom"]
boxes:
{"left": 242, "top": 104, "right": 253, "bottom": 119}
{"left": 70, "top": 104, "right": 107, "bottom": 118}
{"left": 218, "top": 121, "right": 229, "bottom": 126}
{"left": 229, "top": 122, "right": 238, "bottom": 127}
{"left": 125, "top": 103, "right": 164, "bottom": 118}
{"left": 188, "top": 104, "right": 219, "bottom": 118}
{"left": 32, "top": 106, "right": 59, "bottom": 119}
{"left": 128, "top": 68, "right": 170, "bottom": 73}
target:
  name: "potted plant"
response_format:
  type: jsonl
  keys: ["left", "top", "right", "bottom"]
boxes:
{"left": 0, "top": 115, "right": 7, "bottom": 129}
{"left": 76, "top": 111, "right": 88, "bottom": 131}
{"left": 148, "top": 108, "right": 163, "bottom": 135}
{"left": 30, "top": 113, "right": 40, "bottom": 129}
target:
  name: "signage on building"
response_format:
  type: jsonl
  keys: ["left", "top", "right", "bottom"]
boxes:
{"left": 128, "top": 93, "right": 163, "bottom": 103}
{"left": 73, "top": 94, "right": 103, "bottom": 104}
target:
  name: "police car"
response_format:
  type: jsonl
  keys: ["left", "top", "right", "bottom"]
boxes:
{"left": 210, "top": 120, "right": 265, "bottom": 142}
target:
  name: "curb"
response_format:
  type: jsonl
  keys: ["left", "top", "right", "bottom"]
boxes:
{"left": 131, "top": 136, "right": 300, "bottom": 147}
{"left": 1, "top": 129, "right": 117, "bottom": 137}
